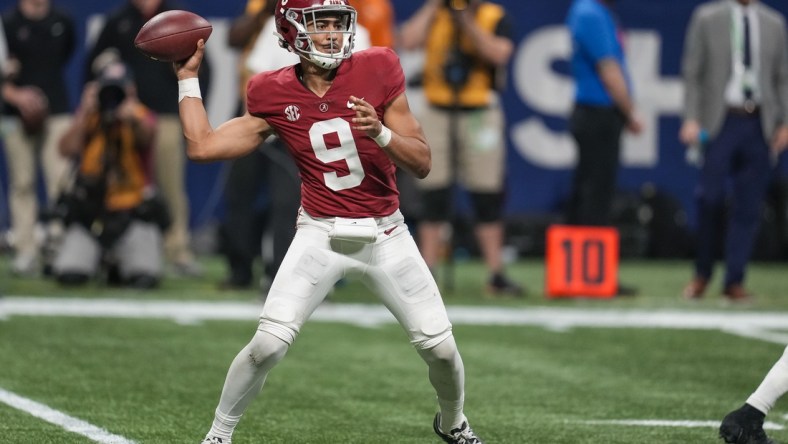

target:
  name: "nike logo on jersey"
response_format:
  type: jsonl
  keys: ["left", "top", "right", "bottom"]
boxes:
{"left": 347, "top": 97, "right": 364, "bottom": 109}
{"left": 383, "top": 226, "right": 397, "bottom": 236}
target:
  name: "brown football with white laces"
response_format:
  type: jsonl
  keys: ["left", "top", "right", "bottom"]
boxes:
{"left": 134, "top": 10, "right": 212, "bottom": 62}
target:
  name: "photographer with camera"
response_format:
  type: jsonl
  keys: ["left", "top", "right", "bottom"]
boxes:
{"left": 400, "top": 0, "right": 521, "bottom": 297}
{"left": 52, "top": 58, "right": 165, "bottom": 288}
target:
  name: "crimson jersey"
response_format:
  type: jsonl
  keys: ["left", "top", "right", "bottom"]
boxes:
{"left": 246, "top": 47, "right": 406, "bottom": 218}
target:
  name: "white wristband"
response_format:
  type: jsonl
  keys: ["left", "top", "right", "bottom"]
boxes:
{"left": 178, "top": 78, "right": 201, "bottom": 102}
{"left": 372, "top": 125, "right": 392, "bottom": 148}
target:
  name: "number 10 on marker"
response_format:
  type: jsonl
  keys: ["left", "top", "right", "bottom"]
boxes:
{"left": 545, "top": 225, "right": 619, "bottom": 298}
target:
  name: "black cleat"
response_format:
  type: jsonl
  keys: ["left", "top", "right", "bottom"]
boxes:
{"left": 719, "top": 403, "right": 774, "bottom": 444}
{"left": 433, "top": 412, "right": 484, "bottom": 444}
{"left": 485, "top": 272, "right": 525, "bottom": 298}
{"left": 200, "top": 436, "right": 230, "bottom": 444}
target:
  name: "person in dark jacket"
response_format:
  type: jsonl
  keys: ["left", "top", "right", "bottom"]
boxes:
{"left": 0, "top": 0, "right": 75, "bottom": 276}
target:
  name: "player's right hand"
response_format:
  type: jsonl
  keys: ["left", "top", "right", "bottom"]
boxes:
{"left": 173, "top": 39, "right": 205, "bottom": 81}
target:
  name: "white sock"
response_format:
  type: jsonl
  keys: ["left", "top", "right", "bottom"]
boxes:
{"left": 207, "top": 409, "right": 241, "bottom": 441}
{"left": 417, "top": 335, "right": 466, "bottom": 432}
{"left": 206, "top": 331, "right": 289, "bottom": 440}
{"left": 747, "top": 346, "right": 788, "bottom": 414}
{"left": 437, "top": 397, "right": 466, "bottom": 432}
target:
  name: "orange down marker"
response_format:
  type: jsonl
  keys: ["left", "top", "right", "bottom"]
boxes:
{"left": 545, "top": 225, "right": 619, "bottom": 298}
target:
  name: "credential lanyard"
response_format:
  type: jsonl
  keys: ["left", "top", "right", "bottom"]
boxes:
{"left": 730, "top": 5, "right": 758, "bottom": 110}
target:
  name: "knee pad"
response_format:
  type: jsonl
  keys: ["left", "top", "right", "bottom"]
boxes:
{"left": 470, "top": 192, "right": 504, "bottom": 223}
{"left": 421, "top": 188, "right": 452, "bottom": 222}
{"left": 418, "top": 334, "right": 459, "bottom": 365}
{"left": 247, "top": 330, "right": 290, "bottom": 369}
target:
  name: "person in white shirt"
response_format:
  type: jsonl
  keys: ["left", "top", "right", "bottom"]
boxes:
{"left": 679, "top": 0, "right": 788, "bottom": 302}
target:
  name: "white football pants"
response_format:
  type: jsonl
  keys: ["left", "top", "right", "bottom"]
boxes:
{"left": 259, "top": 208, "right": 453, "bottom": 349}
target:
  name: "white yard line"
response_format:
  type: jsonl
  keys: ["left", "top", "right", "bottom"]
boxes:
{"left": 0, "top": 296, "right": 786, "bottom": 342}
{"left": 722, "top": 325, "right": 788, "bottom": 345}
{"left": 580, "top": 419, "right": 785, "bottom": 430}
{"left": 0, "top": 387, "right": 137, "bottom": 443}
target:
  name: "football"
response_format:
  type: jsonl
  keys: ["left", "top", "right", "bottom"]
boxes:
{"left": 134, "top": 10, "right": 212, "bottom": 62}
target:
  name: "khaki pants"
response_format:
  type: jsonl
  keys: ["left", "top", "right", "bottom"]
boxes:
{"left": 1, "top": 114, "right": 73, "bottom": 258}
{"left": 155, "top": 115, "right": 193, "bottom": 264}
{"left": 416, "top": 103, "right": 505, "bottom": 192}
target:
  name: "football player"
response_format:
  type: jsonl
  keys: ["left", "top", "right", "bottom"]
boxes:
{"left": 174, "top": 1, "right": 484, "bottom": 443}
{"left": 720, "top": 345, "right": 788, "bottom": 444}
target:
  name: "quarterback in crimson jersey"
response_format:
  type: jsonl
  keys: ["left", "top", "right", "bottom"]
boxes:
{"left": 174, "top": 0, "right": 484, "bottom": 443}
{"left": 246, "top": 47, "right": 404, "bottom": 218}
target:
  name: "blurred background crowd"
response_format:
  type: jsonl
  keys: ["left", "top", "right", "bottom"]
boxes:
{"left": 1, "top": 0, "right": 787, "bottom": 296}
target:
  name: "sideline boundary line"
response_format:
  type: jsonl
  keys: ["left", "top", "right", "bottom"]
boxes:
{"left": 1, "top": 297, "right": 786, "bottom": 344}
{"left": 0, "top": 387, "right": 137, "bottom": 444}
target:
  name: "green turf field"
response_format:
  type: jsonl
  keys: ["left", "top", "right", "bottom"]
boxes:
{"left": 1, "top": 255, "right": 787, "bottom": 443}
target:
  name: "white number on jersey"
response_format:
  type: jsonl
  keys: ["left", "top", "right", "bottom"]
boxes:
{"left": 309, "top": 118, "right": 365, "bottom": 191}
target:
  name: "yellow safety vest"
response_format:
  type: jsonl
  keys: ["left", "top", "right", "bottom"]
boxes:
{"left": 80, "top": 104, "right": 152, "bottom": 212}
{"left": 423, "top": 3, "right": 505, "bottom": 108}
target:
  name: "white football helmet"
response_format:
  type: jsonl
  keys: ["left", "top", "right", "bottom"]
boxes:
{"left": 274, "top": 0, "right": 357, "bottom": 70}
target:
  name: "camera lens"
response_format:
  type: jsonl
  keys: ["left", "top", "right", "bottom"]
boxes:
{"left": 98, "top": 84, "right": 126, "bottom": 113}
